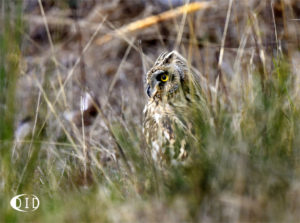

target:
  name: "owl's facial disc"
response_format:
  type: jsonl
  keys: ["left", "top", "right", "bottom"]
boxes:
{"left": 147, "top": 70, "right": 170, "bottom": 98}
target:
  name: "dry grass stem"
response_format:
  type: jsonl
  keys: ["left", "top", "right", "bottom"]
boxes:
{"left": 95, "top": 1, "right": 213, "bottom": 46}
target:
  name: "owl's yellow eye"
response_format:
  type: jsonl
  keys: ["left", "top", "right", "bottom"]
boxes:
{"left": 161, "top": 74, "right": 168, "bottom": 82}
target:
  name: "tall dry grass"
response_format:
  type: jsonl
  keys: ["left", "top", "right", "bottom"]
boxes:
{"left": 1, "top": 0, "right": 300, "bottom": 222}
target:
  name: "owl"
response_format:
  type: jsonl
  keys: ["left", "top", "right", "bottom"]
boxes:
{"left": 143, "top": 51, "right": 208, "bottom": 164}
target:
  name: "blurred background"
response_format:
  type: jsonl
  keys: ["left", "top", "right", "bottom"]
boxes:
{"left": 1, "top": 0, "right": 300, "bottom": 222}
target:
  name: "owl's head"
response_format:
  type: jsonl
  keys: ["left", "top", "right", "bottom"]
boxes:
{"left": 145, "top": 51, "right": 189, "bottom": 100}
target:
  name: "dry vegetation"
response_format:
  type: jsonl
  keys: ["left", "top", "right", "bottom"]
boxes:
{"left": 1, "top": 0, "right": 300, "bottom": 222}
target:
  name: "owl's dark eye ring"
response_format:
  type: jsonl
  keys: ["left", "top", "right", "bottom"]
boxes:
{"left": 161, "top": 74, "right": 169, "bottom": 82}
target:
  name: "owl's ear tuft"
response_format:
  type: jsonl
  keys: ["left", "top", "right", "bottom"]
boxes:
{"left": 163, "top": 51, "right": 178, "bottom": 64}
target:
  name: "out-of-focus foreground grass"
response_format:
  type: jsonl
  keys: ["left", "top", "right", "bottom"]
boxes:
{"left": 1, "top": 0, "right": 300, "bottom": 222}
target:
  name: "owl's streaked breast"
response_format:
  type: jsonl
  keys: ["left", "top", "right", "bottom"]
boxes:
{"left": 143, "top": 98, "right": 187, "bottom": 162}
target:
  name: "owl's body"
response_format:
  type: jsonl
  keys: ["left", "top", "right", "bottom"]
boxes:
{"left": 143, "top": 51, "right": 206, "bottom": 163}
{"left": 143, "top": 93, "right": 187, "bottom": 162}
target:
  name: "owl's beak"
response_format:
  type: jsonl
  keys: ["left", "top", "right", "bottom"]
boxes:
{"left": 146, "top": 85, "right": 151, "bottom": 97}
{"left": 148, "top": 82, "right": 160, "bottom": 98}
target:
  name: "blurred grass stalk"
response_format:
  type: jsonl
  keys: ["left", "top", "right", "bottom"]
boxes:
{"left": 0, "top": 3, "right": 18, "bottom": 223}
{"left": 0, "top": 2, "right": 41, "bottom": 222}
{"left": 0, "top": 1, "right": 23, "bottom": 191}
